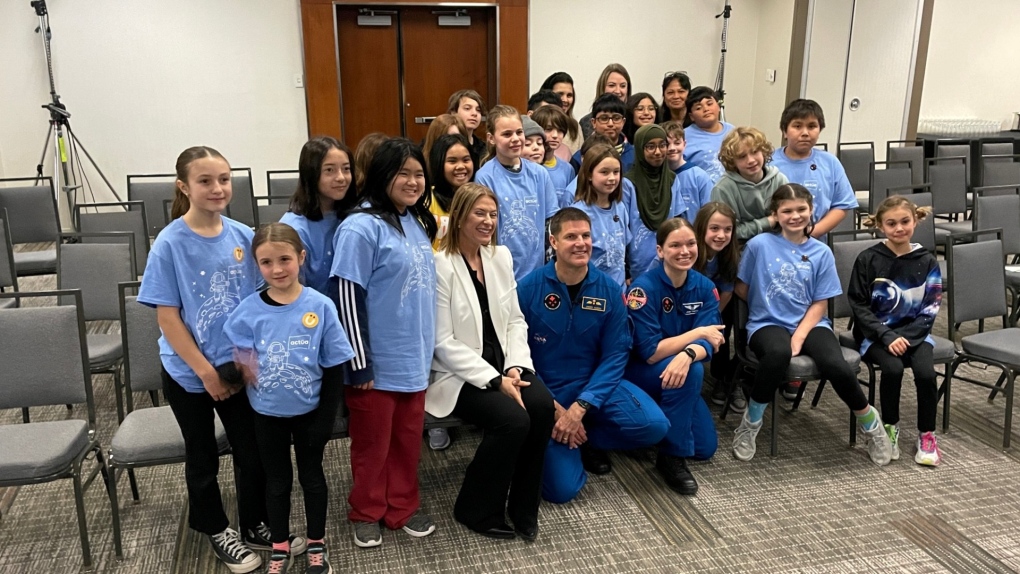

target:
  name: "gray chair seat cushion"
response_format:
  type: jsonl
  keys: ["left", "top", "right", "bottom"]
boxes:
{"left": 87, "top": 333, "right": 123, "bottom": 370}
{"left": 1006, "top": 267, "right": 1020, "bottom": 288}
{"left": 424, "top": 413, "right": 464, "bottom": 429}
{"left": 0, "top": 297, "right": 15, "bottom": 309}
{"left": 0, "top": 420, "right": 89, "bottom": 482}
{"left": 934, "top": 227, "right": 950, "bottom": 246}
{"left": 13, "top": 250, "right": 57, "bottom": 275}
{"left": 110, "top": 406, "right": 229, "bottom": 465}
{"left": 961, "top": 328, "right": 1020, "bottom": 367}
{"left": 746, "top": 345, "right": 861, "bottom": 379}
{"left": 935, "top": 221, "right": 972, "bottom": 235}
{"left": 838, "top": 331, "right": 955, "bottom": 363}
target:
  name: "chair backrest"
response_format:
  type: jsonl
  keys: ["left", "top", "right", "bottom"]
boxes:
{"left": 886, "top": 141, "right": 925, "bottom": 185}
{"left": 926, "top": 157, "right": 968, "bottom": 216}
{"left": 980, "top": 155, "right": 1020, "bottom": 187}
{"left": 57, "top": 232, "right": 136, "bottom": 321}
{"left": 974, "top": 190, "right": 1020, "bottom": 256}
{"left": 0, "top": 208, "right": 17, "bottom": 293}
{"left": 266, "top": 170, "right": 300, "bottom": 198}
{"left": 127, "top": 174, "right": 177, "bottom": 237}
{"left": 981, "top": 141, "right": 1014, "bottom": 158}
{"left": 829, "top": 208, "right": 858, "bottom": 239}
{"left": 946, "top": 230, "right": 1007, "bottom": 339}
{"left": 119, "top": 282, "right": 163, "bottom": 406}
{"left": 253, "top": 196, "right": 293, "bottom": 228}
{"left": 837, "top": 142, "right": 874, "bottom": 191}
{"left": 869, "top": 161, "right": 913, "bottom": 209}
{"left": 973, "top": 184, "right": 1020, "bottom": 198}
{"left": 0, "top": 290, "right": 93, "bottom": 420}
{"left": 75, "top": 201, "right": 150, "bottom": 275}
{"left": 827, "top": 232, "right": 883, "bottom": 319}
{"left": 814, "top": 143, "right": 828, "bottom": 152}
{"left": 936, "top": 140, "right": 974, "bottom": 187}
{"left": 229, "top": 167, "right": 256, "bottom": 227}
{"left": 0, "top": 178, "right": 60, "bottom": 244}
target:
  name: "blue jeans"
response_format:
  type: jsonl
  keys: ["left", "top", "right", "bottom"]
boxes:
{"left": 541, "top": 381, "right": 669, "bottom": 503}
{"left": 626, "top": 358, "right": 718, "bottom": 460}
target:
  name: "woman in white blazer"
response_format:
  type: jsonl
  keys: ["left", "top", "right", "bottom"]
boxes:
{"left": 427, "top": 183, "right": 555, "bottom": 542}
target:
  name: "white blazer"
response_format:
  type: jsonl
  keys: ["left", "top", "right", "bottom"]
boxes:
{"left": 426, "top": 245, "right": 534, "bottom": 417}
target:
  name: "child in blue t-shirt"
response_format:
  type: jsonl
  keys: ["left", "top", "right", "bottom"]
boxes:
{"left": 682, "top": 87, "right": 735, "bottom": 184}
{"left": 571, "top": 143, "right": 630, "bottom": 290}
{"left": 769, "top": 99, "right": 858, "bottom": 238}
{"left": 224, "top": 223, "right": 354, "bottom": 573}
{"left": 138, "top": 146, "right": 284, "bottom": 572}
{"left": 475, "top": 105, "right": 559, "bottom": 280}
{"left": 531, "top": 105, "right": 577, "bottom": 204}
{"left": 662, "top": 121, "right": 713, "bottom": 212}
{"left": 732, "top": 184, "right": 892, "bottom": 465}
{"left": 280, "top": 137, "right": 358, "bottom": 295}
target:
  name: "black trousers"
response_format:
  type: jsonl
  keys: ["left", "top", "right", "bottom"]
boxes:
{"left": 253, "top": 410, "right": 330, "bottom": 542}
{"left": 747, "top": 326, "right": 868, "bottom": 411}
{"left": 864, "top": 342, "right": 938, "bottom": 432}
{"left": 451, "top": 372, "right": 555, "bottom": 531}
{"left": 162, "top": 367, "right": 268, "bottom": 535}
{"left": 710, "top": 300, "right": 736, "bottom": 384}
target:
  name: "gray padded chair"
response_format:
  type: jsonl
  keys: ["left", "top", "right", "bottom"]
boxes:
{"left": 838, "top": 142, "right": 875, "bottom": 210}
{"left": 823, "top": 231, "right": 956, "bottom": 439}
{"left": 869, "top": 160, "right": 913, "bottom": 214}
{"left": 0, "top": 177, "right": 60, "bottom": 276}
{"left": 107, "top": 282, "right": 230, "bottom": 559}
{"left": 980, "top": 155, "right": 1020, "bottom": 187}
{"left": 57, "top": 232, "right": 137, "bottom": 422}
{"left": 0, "top": 208, "right": 19, "bottom": 309}
{"left": 928, "top": 157, "right": 971, "bottom": 242}
{"left": 887, "top": 140, "right": 925, "bottom": 185}
{"left": 971, "top": 190, "right": 1020, "bottom": 327}
{"left": 936, "top": 140, "right": 973, "bottom": 187}
{"left": 944, "top": 231, "right": 1020, "bottom": 449}
{"left": 252, "top": 195, "right": 292, "bottom": 228}
{"left": 127, "top": 174, "right": 177, "bottom": 237}
{"left": 721, "top": 299, "right": 863, "bottom": 456}
{"left": 74, "top": 201, "right": 150, "bottom": 276}
{"left": 266, "top": 170, "right": 300, "bottom": 198}
{"left": 0, "top": 290, "right": 109, "bottom": 570}
{"left": 230, "top": 167, "right": 256, "bottom": 227}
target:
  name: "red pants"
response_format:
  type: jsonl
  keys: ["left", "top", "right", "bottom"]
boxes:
{"left": 346, "top": 387, "right": 426, "bottom": 529}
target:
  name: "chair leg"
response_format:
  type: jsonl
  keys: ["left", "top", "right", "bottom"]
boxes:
{"left": 108, "top": 459, "right": 125, "bottom": 560}
{"left": 770, "top": 392, "right": 779, "bottom": 457}
{"left": 21, "top": 407, "right": 29, "bottom": 423}
{"left": 791, "top": 379, "right": 811, "bottom": 411}
{"left": 810, "top": 380, "right": 826, "bottom": 408}
{"left": 72, "top": 460, "right": 95, "bottom": 571}
{"left": 1003, "top": 374, "right": 1014, "bottom": 450}
{"left": 149, "top": 390, "right": 160, "bottom": 407}
{"left": 942, "top": 360, "right": 960, "bottom": 434}
{"left": 987, "top": 372, "right": 1008, "bottom": 402}
{"left": 128, "top": 468, "right": 140, "bottom": 502}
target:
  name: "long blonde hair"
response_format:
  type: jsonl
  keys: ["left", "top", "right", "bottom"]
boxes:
{"left": 439, "top": 182, "right": 499, "bottom": 255}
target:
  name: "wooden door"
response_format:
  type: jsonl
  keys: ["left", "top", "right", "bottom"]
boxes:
{"left": 336, "top": 6, "right": 402, "bottom": 147}
{"left": 399, "top": 8, "right": 493, "bottom": 142}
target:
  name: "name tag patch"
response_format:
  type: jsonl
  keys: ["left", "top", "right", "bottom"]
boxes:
{"left": 682, "top": 302, "right": 703, "bottom": 315}
{"left": 581, "top": 296, "right": 606, "bottom": 312}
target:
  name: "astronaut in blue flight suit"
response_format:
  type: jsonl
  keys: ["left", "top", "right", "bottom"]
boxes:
{"left": 625, "top": 217, "right": 722, "bottom": 496}
{"left": 517, "top": 207, "right": 670, "bottom": 504}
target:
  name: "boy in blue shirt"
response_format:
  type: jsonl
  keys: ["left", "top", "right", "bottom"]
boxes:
{"left": 682, "top": 87, "right": 734, "bottom": 184}
{"left": 572, "top": 94, "right": 635, "bottom": 173}
{"left": 769, "top": 99, "right": 858, "bottom": 238}
{"left": 531, "top": 105, "right": 577, "bottom": 204}
{"left": 662, "top": 120, "right": 713, "bottom": 212}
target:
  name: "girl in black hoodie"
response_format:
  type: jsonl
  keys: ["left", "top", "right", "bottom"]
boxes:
{"left": 848, "top": 195, "right": 943, "bottom": 467}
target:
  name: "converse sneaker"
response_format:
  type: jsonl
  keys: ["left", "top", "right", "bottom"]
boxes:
{"left": 861, "top": 419, "right": 893, "bottom": 466}
{"left": 885, "top": 424, "right": 901, "bottom": 461}
{"left": 428, "top": 427, "right": 451, "bottom": 450}
{"left": 915, "top": 431, "right": 943, "bottom": 466}
{"left": 306, "top": 542, "right": 333, "bottom": 574}
{"left": 729, "top": 387, "right": 747, "bottom": 413}
{"left": 209, "top": 528, "right": 261, "bottom": 574}
{"left": 266, "top": 550, "right": 290, "bottom": 574}
{"left": 352, "top": 521, "right": 382, "bottom": 548}
{"left": 732, "top": 414, "right": 762, "bottom": 461}
{"left": 401, "top": 511, "right": 436, "bottom": 537}
{"left": 243, "top": 523, "right": 307, "bottom": 556}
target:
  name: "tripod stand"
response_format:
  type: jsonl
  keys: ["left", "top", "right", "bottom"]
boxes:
{"left": 714, "top": 0, "right": 732, "bottom": 123}
{"left": 31, "top": 0, "right": 122, "bottom": 231}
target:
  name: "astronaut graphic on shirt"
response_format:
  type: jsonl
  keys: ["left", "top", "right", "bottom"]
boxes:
{"left": 255, "top": 336, "right": 315, "bottom": 400}
{"left": 194, "top": 264, "right": 245, "bottom": 344}
{"left": 765, "top": 262, "right": 809, "bottom": 306}
{"left": 401, "top": 240, "right": 435, "bottom": 303}
{"left": 504, "top": 199, "right": 541, "bottom": 247}
{"left": 594, "top": 226, "right": 626, "bottom": 279}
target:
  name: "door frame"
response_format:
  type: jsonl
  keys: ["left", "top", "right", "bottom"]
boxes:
{"left": 299, "top": 0, "right": 529, "bottom": 143}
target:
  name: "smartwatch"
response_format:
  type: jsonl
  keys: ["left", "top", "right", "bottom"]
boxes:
{"left": 683, "top": 347, "right": 698, "bottom": 361}
{"left": 575, "top": 399, "right": 592, "bottom": 411}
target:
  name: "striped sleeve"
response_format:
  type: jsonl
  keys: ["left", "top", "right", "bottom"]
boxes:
{"left": 329, "top": 276, "right": 374, "bottom": 385}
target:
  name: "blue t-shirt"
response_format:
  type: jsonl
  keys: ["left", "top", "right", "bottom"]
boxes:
{"left": 138, "top": 217, "right": 260, "bottom": 393}
{"left": 544, "top": 158, "right": 577, "bottom": 209}
{"left": 683, "top": 122, "right": 735, "bottom": 184}
{"left": 674, "top": 163, "right": 714, "bottom": 213}
{"left": 475, "top": 159, "right": 559, "bottom": 280}
{"left": 572, "top": 140, "right": 636, "bottom": 173}
{"left": 279, "top": 211, "right": 340, "bottom": 295}
{"left": 571, "top": 199, "right": 630, "bottom": 290}
{"left": 330, "top": 210, "right": 436, "bottom": 392}
{"left": 770, "top": 148, "right": 858, "bottom": 223}
{"left": 623, "top": 177, "right": 691, "bottom": 277}
{"left": 702, "top": 255, "right": 734, "bottom": 294}
{"left": 223, "top": 287, "right": 354, "bottom": 417}
{"left": 738, "top": 232, "right": 841, "bottom": 338}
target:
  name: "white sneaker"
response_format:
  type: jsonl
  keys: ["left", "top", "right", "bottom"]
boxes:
{"left": 861, "top": 415, "right": 892, "bottom": 466}
{"left": 884, "top": 424, "right": 900, "bottom": 461}
{"left": 732, "top": 414, "right": 762, "bottom": 461}
{"left": 915, "top": 432, "right": 943, "bottom": 466}
{"left": 428, "top": 428, "right": 451, "bottom": 451}
{"left": 209, "top": 528, "right": 262, "bottom": 574}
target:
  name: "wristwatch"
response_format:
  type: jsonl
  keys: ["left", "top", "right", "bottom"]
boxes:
{"left": 683, "top": 347, "right": 698, "bottom": 361}
{"left": 575, "top": 399, "right": 592, "bottom": 411}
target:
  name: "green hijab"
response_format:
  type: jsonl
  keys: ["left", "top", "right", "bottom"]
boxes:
{"left": 626, "top": 124, "right": 675, "bottom": 231}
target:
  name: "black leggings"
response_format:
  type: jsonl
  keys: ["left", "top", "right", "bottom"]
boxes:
{"left": 710, "top": 300, "right": 735, "bottom": 383}
{"left": 747, "top": 325, "right": 868, "bottom": 411}
{"left": 864, "top": 342, "right": 938, "bottom": 432}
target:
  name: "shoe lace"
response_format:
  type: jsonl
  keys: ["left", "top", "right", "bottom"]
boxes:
{"left": 256, "top": 522, "right": 273, "bottom": 541}
{"left": 308, "top": 547, "right": 324, "bottom": 566}
{"left": 212, "top": 530, "right": 249, "bottom": 559}
{"left": 268, "top": 553, "right": 288, "bottom": 574}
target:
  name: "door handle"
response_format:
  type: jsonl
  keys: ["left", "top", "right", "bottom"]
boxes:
{"left": 414, "top": 116, "right": 437, "bottom": 124}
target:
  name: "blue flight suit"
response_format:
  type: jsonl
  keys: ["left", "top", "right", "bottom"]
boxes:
{"left": 625, "top": 264, "right": 720, "bottom": 460}
{"left": 517, "top": 261, "right": 669, "bottom": 503}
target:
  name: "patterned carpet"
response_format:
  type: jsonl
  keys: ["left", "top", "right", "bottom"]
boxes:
{"left": 2, "top": 252, "right": 1020, "bottom": 573}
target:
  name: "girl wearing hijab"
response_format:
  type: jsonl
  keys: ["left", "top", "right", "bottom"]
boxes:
{"left": 624, "top": 124, "right": 691, "bottom": 277}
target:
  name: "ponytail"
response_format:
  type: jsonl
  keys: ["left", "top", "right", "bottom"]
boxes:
{"left": 171, "top": 145, "right": 228, "bottom": 221}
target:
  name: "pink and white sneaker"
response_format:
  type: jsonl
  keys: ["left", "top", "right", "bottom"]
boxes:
{"left": 915, "top": 431, "right": 942, "bottom": 466}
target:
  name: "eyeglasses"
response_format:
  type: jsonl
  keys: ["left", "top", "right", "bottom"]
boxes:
{"left": 595, "top": 114, "right": 625, "bottom": 124}
{"left": 643, "top": 142, "right": 669, "bottom": 153}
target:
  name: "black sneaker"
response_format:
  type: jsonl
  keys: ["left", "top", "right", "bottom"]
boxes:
{"left": 710, "top": 383, "right": 727, "bottom": 406}
{"left": 306, "top": 542, "right": 333, "bottom": 574}
{"left": 266, "top": 550, "right": 291, "bottom": 574}
{"left": 656, "top": 452, "right": 699, "bottom": 495}
{"left": 580, "top": 444, "right": 612, "bottom": 475}
{"left": 209, "top": 528, "right": 262, "bottom": 574}
{"left": 401, "top": 511, "right": 437, "bottom": 537}
{"left": 352, "top": 521, "right": 382, "bottom": 548}
{"left": 243, "top": 523, "right": 308, "bottom": 556}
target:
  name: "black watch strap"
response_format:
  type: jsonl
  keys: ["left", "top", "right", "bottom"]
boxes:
{"left": 683, "top": 347, "right": 698, "bottom": 361}
{"left": 576, "top": 399, "right": 592, "bottom": 411}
